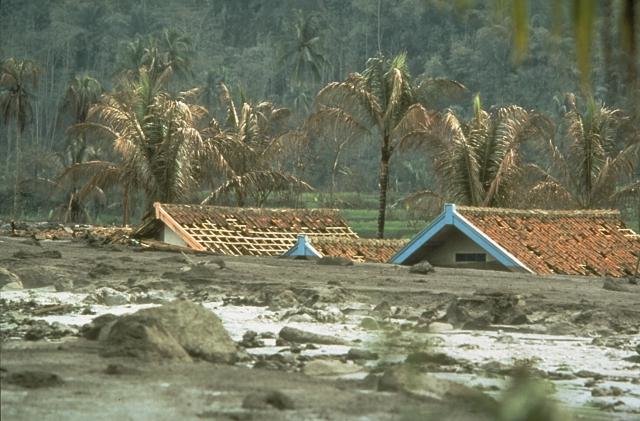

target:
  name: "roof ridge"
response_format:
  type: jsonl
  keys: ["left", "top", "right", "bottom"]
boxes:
{"left": 456, "top": 206, "right": 621, "bottom": 218}
{"left": 309, "top": 236, "right": 407, "bottom": 244}
{"left": 158, "top": 203, "right": 343, "bottom": 214}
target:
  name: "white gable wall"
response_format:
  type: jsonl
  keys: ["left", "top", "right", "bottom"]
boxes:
{"left": 427, "top": 228, "right": 495, "bottom": 265}
{"left": 163, "top": 225, "right": 187, "bottom": 247}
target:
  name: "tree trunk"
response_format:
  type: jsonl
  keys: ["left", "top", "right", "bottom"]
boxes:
{"left": 122, "top": 186, "right": 130, "bottom": 226}
{"left": 330, "top": 140, "right": 346, "bottom": 199}
{"left": 377, "top": 134, "right": 391, "bottom": 239}
{"left": 601, "top": 2, "right": 615, "bottom": 104}
{"left": 12, "top": 127, "right": 21, "bottom": 219}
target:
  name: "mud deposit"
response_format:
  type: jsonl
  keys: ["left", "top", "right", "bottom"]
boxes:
{"left": 1, "top": 235, "right": 639, "bottom": 420}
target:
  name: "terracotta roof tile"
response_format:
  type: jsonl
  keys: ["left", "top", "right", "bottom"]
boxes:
{"left": 309, "top": 237, "right": 407, "bottom": 263}
{"left": 457, "top": 206, "right": 640, "bottom": 277}
{"left": 155, "top": 203, "right": 357, "bottom": 256}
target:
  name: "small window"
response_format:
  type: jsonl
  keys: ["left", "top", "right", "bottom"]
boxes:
{"left": 455, "top": 253, "right": 486, "bottom": 263}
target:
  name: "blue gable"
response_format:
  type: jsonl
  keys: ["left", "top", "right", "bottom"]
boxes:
{"left": 282, "top": 234, "right": 322, "bottom": 258}
{"left": 389, "top": 204, "right": 532, "bottom": 273}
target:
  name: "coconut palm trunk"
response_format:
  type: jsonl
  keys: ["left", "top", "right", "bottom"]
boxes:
{"left": 377, "top": 135, "right": 391, "bottom": 238}
{"left": 122, "top": 186, "right": 130, "bottom": 226}
{"left": 12, "top": 124, "right": 22, "bottom": 218}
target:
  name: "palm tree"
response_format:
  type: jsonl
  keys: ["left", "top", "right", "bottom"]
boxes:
{"left": 116, "top": 29, "right": 193, "bottom": 84}
{"left": 281, "top": 11, "right": 329, "bottom": 87}
{"left": 399, "top": 95, "right": 552, "bottom": 207}
{"left": 65, "top": 68, "right": 208, "bottom": 225}
{"left": 62, "top": 75, "right": 103, "bottom": 125}
{"left": 201, "top": 82, "right": 311, "bottom": 207}
{"left": 314, "top": 53, "right": 465, "bottom": 238}
{"left": 0, "top": 58, "right": 40, "bottom": 218}
{"left": 528, "top": 96, "right": 639, "bottom": 209}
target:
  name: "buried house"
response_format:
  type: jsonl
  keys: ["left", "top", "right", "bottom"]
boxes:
{"left": 390, "top": 204, "right": 640, "bottom": 277}
{"left": 135, "top": 202, "right": 358, "bottom": 256}
{"left": 283, "top": 235, "right": 407, "bottom": 263}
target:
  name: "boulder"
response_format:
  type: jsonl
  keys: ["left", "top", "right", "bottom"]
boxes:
{"left": 409, "top": 261, "right": 434, "bottom": 274}
{"left": 12, "top": 266, "right": 72, "bottom": 289}
{"left": 360, "top": 317, "right": 380, "bottom": 331}
{"left": 101, "top": 315, "right": 192, "bottom": 362}
{"left": 316, "top": 256, "right": 353, "bottom": 266}
{"left": 0, "top": 267, "right": 22, "bottom": 290}
{"left": 378, "top": 365, "right": 496, "bottom": 410}
{"left": 278, "top": 326, "right": 347, "bottom": 345}
{"left": 267, "top": 289, "right": 299, "bottom": 309}
{"left": 162, "top": 262, "right": 222, "bottom": 284}
{"left": 347, "top": 348, "right": 379, "bottom": 361}
{"left": 405, "top": 351, "right": 460, "bottom": 366}
{"left": 303, "top": 359, "right": 362, "bottom": 376}
{"left": 102, "top": 300, "right": 237, "bottom": 363}
{"left": 427, "top": 322, "right": 454, "bottom": 333}
{"left": 24, "top": 320, "right": 77, "bottom": 341}
{"left": 84, "top": 287, "right": 130, "bottom": 306}
{"left": 242, "top": 390, "right": 294, "bottom": 410}
{"left": 445, "top": 292, "right": 528, "bottom": 329}
{"left": 81, "top": 313, "right": 119, "bottom": 340}
{"left": 240, "top": 330, "right": 264, "bottom": 348}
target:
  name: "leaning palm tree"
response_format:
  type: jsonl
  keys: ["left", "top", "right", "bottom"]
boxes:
{"left": 400, "top": 95, "right": 552, "bottom": 207}
{"left": 0, "top": 58, "right": 40, "bottom": 218}
{"left": 64, "top": 68, "right": 208, "bottom": 225}
{"left": 314, "top": 53, "right": 465, "bottom": 238}
{"left": 528, "top": 97, "right": 639, "bottom": 210}
{"left": 201, "top": 82, "right": 311, "bottom": 207}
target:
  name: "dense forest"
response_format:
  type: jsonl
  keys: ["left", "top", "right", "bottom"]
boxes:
{"left": 1, "top": 0, "right": 638, "bottom": 237}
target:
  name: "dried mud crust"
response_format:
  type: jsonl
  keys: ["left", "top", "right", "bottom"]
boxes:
{"left": 1, "top": 235, "right": 639, "bottom": 420}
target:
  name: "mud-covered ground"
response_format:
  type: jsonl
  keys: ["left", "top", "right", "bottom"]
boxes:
{"left": 1, "top": 233, "right": 639, "bottom": 420}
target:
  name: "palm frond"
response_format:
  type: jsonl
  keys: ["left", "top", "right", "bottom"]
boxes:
{"left": 315, "top": 81, "right": 381, "bottom": 130}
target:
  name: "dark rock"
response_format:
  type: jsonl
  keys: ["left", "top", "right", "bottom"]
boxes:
{"left": 242, "top": 390, "right": 294, "bottom": 410}
{"left": 445, "top": 292, "right": 529, "bottom": 329}
{"left": 104, "top": 364, "right": 140, "bottom": 375}
{"left": 409, "top": 261, "right": 434, "bottom": 274}
{"left": 591, "top": 386, "right": 624, "bottom": 397}
{"left": 623, "top": 355, "right": 640, "bottom": 363}
{"left": 89, "top": 263, "right": 116, "bottom": 278}
{"left": 405, "top": 351, "right": 459, "bottom": 366}
{"left": 603, "top": 278, "right": 630, "bottom": 292}
{"left": 347, "top": 348, "right": 379, "bottom": 360}
{"left": 575, "top": 370, "right": 603, "bottom": 379}
{"left": 267, "top": 290, "right": 299, "bottom": 309}
{"left": 24, "top": 320, "right": 76, "bottom": 341}
{"left": 102, "top": 315, "right": 191, "bottom": 362}
{"left": 316, "top": 256, "right": 353, "bottom": 266}
{"left": 162, "top": 262, "right": 221, "bottom": 284}
{"left": 278, "top": 326, "right": 347, "bottom": 345}
{"left": 102, "top": 300, "right": 238, "bottom": 363}
{"left": 240, "top": 330, "right": 264, "bottom": 348}
{"left": 4, "top": 370, "right": 64, "bottom": 388}
{"left": 81, "top": 313, "right": 119, "bottom": 340}
{"left": 372, "top": 301, "right": 391, "bottom": 318}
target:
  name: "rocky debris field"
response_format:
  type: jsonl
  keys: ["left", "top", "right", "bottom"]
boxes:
{"left": 1, "top": 233, "right": 639, "bottom": 420}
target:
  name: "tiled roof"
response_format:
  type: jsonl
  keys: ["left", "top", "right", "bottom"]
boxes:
{"left": 309, "top": 237, "right": 407, "bottom": 263}
{"left": 457, "top": 206, "right": 640, "bottom": 277}
{"left": 152, "top": 203, "right": 357, "bottom": 256}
